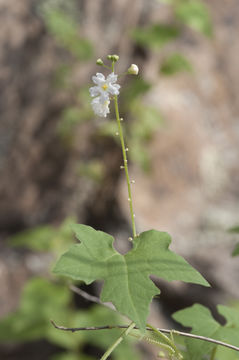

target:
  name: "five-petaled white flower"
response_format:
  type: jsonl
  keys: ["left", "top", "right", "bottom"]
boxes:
{"left": 89, "top": 72, "right": 120, "bottom": 117}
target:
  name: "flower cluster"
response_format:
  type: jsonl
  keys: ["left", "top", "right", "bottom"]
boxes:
{"left": 89, "top": 72, "right": 120, "bottom": 117}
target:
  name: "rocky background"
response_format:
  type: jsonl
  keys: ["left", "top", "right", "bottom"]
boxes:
{"left": 0, "top": 0, "right": 239, "bottom": 359}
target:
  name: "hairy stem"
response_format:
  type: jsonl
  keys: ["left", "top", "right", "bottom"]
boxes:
{"left": 147, "top": 324, "right": 183, "bottom": 359}
{"left": 114, "top": 95, "right": 137, "bottom": 238}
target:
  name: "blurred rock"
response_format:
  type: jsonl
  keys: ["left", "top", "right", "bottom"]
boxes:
{"left": 119, "top": 0, "right": 239, "bottom": 310}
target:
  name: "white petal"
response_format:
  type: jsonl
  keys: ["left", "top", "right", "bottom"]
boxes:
{"left": 98, "top": 92, "right": 110, "bottom": 103}
{"left": 108, "top": 83, "right": 120, "bottom": 96}
{"left": 89, "top": 86, "right": 100, "bottom": 97}
{"left": 107, "top": 72, "right": 118, "bottom": 84}
{"left": 92, "top": 72, "right": 105, "bottom": 85}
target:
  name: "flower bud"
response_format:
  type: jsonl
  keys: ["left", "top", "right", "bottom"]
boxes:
{"left": 96, "top": 58, "right": 104, "bottom": 66}
{"left": 127, "top": 64, "right": 139, "bottom": 75}
{"left": 107, "top": 54, "right": 119, "bottom": 62}
{"left": 112, "top": 54, "right": 119, "bottom": 62}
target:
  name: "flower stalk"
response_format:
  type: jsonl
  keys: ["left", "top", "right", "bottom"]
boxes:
{"left": 113, "top": 95, "right": 137, "bottom": 239}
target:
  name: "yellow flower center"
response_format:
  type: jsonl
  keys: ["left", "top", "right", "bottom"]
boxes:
{"left": 102, "top": 83, "right": 108, "bottom": 91}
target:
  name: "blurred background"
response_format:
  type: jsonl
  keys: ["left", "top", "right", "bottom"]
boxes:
{"left": 0, "top": 0, "right": 239, "bottom": 359}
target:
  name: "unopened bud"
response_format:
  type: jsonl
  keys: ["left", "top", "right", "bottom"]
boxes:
{"left": 96, "top": 58, "right": 104, "bottom": 66}
{"left": 127, "top": 64, "right": 139, "bottom": 75}
{"left": 107, "top": 54, "right": 119, "bottom": 62}
{"left": 112, "top": 54, "right": 119, "bottom": 62}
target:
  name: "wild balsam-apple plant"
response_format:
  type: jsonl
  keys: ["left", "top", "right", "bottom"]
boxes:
{"left": 53, "top": 55, "right": 239, "bottom": 360}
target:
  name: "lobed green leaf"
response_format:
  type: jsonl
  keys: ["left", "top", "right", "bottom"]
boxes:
{"left": 53, "top": 225, "right": 209, "bottom": 331}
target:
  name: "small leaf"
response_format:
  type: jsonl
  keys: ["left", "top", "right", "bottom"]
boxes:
{"left": 173, "top": 304, "right": 221, "bottom": 360}
{"left": 232, "top": 243, "right": 239, "bottom": 256}
{"left": 44, "top": 9, "right": 93, "bottom": 60}
{"left": 160, "top": 53, "right": 192, "bottom": 75}
{"left": 228, "top": 225, "right": 239, "bottom": 256}
{"left": 132, "top": 24, "right": 180, "bottom": 49}
{"left": 229, "top": 226, "right": 239, "bottom": 233}
{"left": 217, "top": 305, "right": 239, "bottom": 328}
{"left": 175, "top": 0, "right": 212, "bottom": 37}
{"left": 10, "top": 218, "right": 76, "bottom": 256}
{"left": 10, "top": 226, "right": 56, "bottom": 252}
{"left": 173, "top": 304, "right": 239, "bottom": 360}
{"left": 53, "top": 225, "right": 209, "bottom": 331}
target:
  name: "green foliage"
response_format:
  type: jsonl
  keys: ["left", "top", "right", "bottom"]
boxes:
{"left": 53, "top": 64, "right": 72, "bottom": 89}
{"left": 78, "top": 160, "right": 105, "bottom": 183}
{"left": 0, "top": 277, "right": 139, "bottom": 359}
{"left": 96, "top": 77, "right": 162, "bottom": 172}
{"left": 57, "top": 88, "right": 92, "bottom": 143}
{"left": 122, "top": 78, "right": 152, "bottom": 104}
{"left": 229, "top": 226, "right": 239, "bottom": 233}
{"left": 232, "top": 243, "right": 239, "bottom": 257}
{"left": 228, "top": 225, "right": 239, "bottom": 256}
{"left": 175, "top": 0, "right": 213, "bottom": 37}
{"left": 132, "top": 24, "right": 180, "bottom": 49}
{"left": 10, "top": 217, "right": 76, "bottom": 256}
{"left": 129, "top": 101, "right": 163, "bottom": 172}
{"left": 173, "top": 304, "right": 239, "bottom": 360}
{"left": 43, "top": 9, "right": 93, "bottom": 60}
{"left": 53, "top": 224, "right": 209, "bottom": 332}
{"left": 160, "top": 53, "right": 192, "bottom": 75}
{"left": 0, "top": 278, "right": 70, "bottom": 343}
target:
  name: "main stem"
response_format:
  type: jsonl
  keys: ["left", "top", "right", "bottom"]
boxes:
{"left": 99, "top": 63, "right": 137, "bottom": 360}
{"left": 114, "top": 95, "right": 137, "bottom": 238}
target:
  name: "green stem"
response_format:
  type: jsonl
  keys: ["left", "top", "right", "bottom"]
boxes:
{"left": 113, "top": 95, "right": 137, "bottom": 238}
{"left": 210, "top": 347, "right": 217, "bottom": 360}
{"left": 129, "top": 332, "right": 176, "bottom": 355}
{"left": 100, "top": 322, "right": 135, "bottom": 360}
{"left": 111, "top": 61, "right": 136, "bottom": 239}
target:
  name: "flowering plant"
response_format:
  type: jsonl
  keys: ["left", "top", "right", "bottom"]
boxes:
{"left": 52, "top": 55, "right": 239, "bottom": 360}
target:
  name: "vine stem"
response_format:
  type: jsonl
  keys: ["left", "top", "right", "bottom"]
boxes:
{"left": 100, "top": 322, "right": 135, "bottom": 360}
{"left": 51, "top": 321, "right": 239, "bottom": 353}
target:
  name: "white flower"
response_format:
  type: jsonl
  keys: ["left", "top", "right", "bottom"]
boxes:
{"left": 91, "top": 96, "right": 110, "bottom": 118}
{"left": 89, "top": 72, "right": 120, "bottom": 99}
{"left": 127, "top": 64, "right": 139, "bottom": 75}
